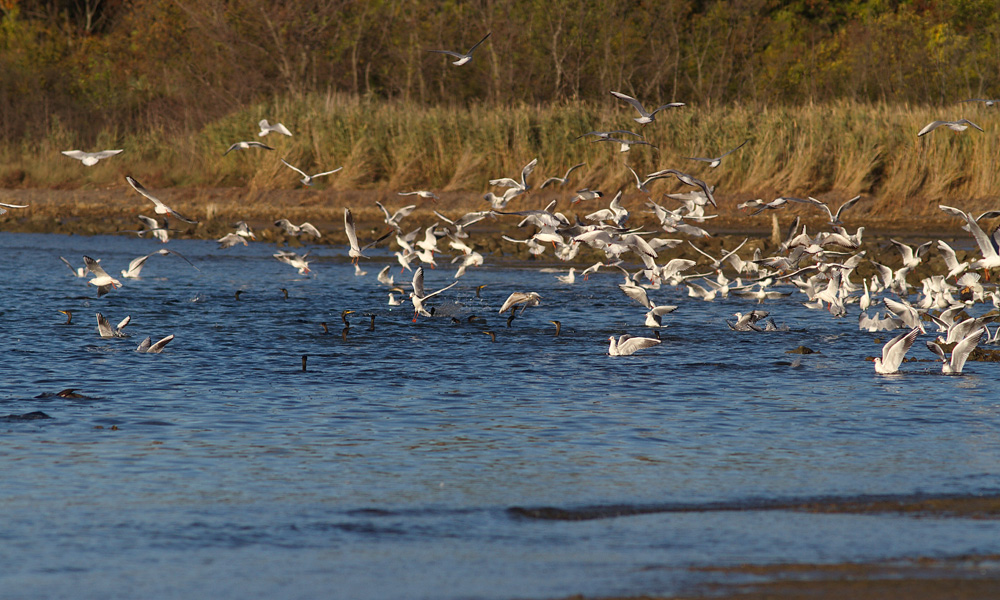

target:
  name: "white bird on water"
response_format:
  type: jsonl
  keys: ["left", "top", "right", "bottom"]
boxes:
{"left": 873, "top": 327, "right": 921, "bottom": 374}
{"left": 926, "top": 327, "right": 985, "bottom": 375}
{"left": 608, "top": 334, "right": 661, "bottom": 356}
{"left": 136, "top": 335, "right": 174, "bottom": 354}
{"left": 409, "top": 266, "right": 458, "bottom": 321}
{"left": 426, "top": 32, "right": 491, "bottom": 66}
{"left": 610, "top": 91, "right": 684, "bottom": 124}
{"left": 61, "top": 149, "right": 123, "bottom": 166}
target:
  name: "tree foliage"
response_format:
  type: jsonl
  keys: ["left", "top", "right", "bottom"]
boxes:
{"left": 2, "top": 0, "right": 1000, "bottom": 142}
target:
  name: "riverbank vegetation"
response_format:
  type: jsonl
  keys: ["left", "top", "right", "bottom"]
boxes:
{"left": 1, "top": 1, "right": 998, "bottom": 206}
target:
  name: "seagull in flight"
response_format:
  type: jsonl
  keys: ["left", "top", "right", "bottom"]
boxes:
{"left": 927, "top": 327, "right": 985, "bottom": 375}
{"left": 120, "top": 248, "right": 198, "bottom": 279}
{"left": 426, "top": 32, "right": 491, "bottom": 66}
{"left": 125, "top": 176, "right": 198, "bottom": 224}
{"left": 917, "top": 119, "right": 984, "bottom": 136}
{"left": 61, "top": 149, "right": 123, "bottom": 166}
{"left": 223, "top": 141, "right": 273, "bottom": 156}
{"left": 0, "top": 201, "right": 29, "bottom": 215}
{"left": 83, "top": 255, "right": 122, "bottom": 297}
{"left": 398, "top": 190, "right": 439, "bottom": 201}
{"left": 683, "top": 139, "right": 749, "bottom": 168}
{"left": 258, "top": 119, "right": 292, "bottom": 137}
{"left": 409, "top": 266, "right": 458, "bottom": 320}
{"left": 610, "top": 91, "right": 684, "bottom": 124}
{"left": 489, "top": 158, "right": 538, "bottom": 195}
{"left": 274, "top": 219, "right": 321, "bottom": 238}
{"left": 645, "top": 168, "right": 716, "bottom": 207}
{"left": 280, "top": 159, "right": 342, "bottom": 186}
{"left": 539, "top": 163, "right": 586, "bottom": 188}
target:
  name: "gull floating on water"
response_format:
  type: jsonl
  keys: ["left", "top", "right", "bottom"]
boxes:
{"left": 927, "top": 327, "right": 985, "bottom": 375}
{"left": 607, "top": 334, "right": 661, "bottom": 356}
{"left": 874, "top": 327, "right": 921, "bottom": 374}
{"left": 610, "top": 91, "right": 684, "bottom": 124}
{"left": 280, "top": 159, "right": 342, "bottom": 186}
{"left": 96, "top": 312, "right": 131, "bottom": 338}
{"left": 61, "top": 149, "right": 123, "bottom": 166}
{"left": 426, "top": 32, "right": 491, "bottom": 66}
{"left": 136, "top": 334, "right": 174, "bottom": 354}
{"left": 223, "top": 141, "right": 273, "bottom": 156}
{"left": 125, "top": 176, "right": 198, "bottom": 224}
{"left": 258, "top": 119, "right": 292, "bottom": 137}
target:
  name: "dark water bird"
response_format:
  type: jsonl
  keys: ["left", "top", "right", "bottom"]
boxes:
{"left": 341, "top": 327, "right": 349, "bottom": 341}
{"left": 653, "top": 330, "right": 662, "bottom": 341}
{"left": 301, "top": 355, "right": 308, "bottom": 372}
{"left": 320, "top": 322, "right": 329, "bottom": 334}
{"left": 59, "top": 310, "right": 72, "bottom": 325}
{"left": 482, "top": 331, "right": 496, "bottom": 342}
{"left": 476, "top": 285, "right": 487, "bottom": 298}
{"left": 506, "top": 313, "right": 517, "bottom": 328}
{"left": 341, "top": 309, "right": 355, "bottom": 326}
{"left": 366, "top": 314, "right": 376, "bottom": 331}
{"left": 235, "top": 290, "right": 244, "bottom": 301}
{"left": 2, "top": 411, "right": 52, "bottom": 421}
{"left": 57, "top": 389, "right": 85, "bottom": 399}
{"left": 467, "top": 315, "right": 483, "bottom": 323}
{"left": 280, "top": 288, "right": 289, "bottom": 299}
{"left": 550, "top": 320, "right": 561, "bottom": 336}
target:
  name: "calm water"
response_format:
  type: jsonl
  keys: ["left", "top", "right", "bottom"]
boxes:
{"left": 2, "top": 231, "right": 1000, "bottom": 599}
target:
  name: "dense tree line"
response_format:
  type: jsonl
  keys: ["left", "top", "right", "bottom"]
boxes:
{"left": 1, "top": 0, "right": 998, "bottom": 142}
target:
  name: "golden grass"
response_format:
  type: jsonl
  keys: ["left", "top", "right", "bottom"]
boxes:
{"left": 6, "top": 95, "right": 1000, "bottom": 218}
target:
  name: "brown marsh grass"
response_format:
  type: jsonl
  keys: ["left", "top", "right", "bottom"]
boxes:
{"left": 4, "top": 95, "right": 999, "bottom": 222}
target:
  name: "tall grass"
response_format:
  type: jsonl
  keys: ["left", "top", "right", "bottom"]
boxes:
{"left": 4, "top": 95, "right": 998, "bottom": 217}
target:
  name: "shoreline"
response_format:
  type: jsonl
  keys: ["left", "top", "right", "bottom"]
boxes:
{"left": 579, "top": 493, "right": 1000, "bottom": 600}
{"left": 0, "top": 187, "right": 976, "bottom": 243}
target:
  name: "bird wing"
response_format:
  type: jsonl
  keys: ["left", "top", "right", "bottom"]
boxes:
{"left": 959, "top": 119, "right": 984, "bottom": 132}
{"left": 83, "top": 256, "right": 110, "bottom": 278}
{"left": 125, "top": 175, "right": 159, "bottom": 204}
{"left": 610, "top": 91, "right": 648, "bottom": 116}
{"left": 618, "top": 336, "right": 661, "bottom": 354}
{"left": 411, "top": 266, "right": 425, "bottom": 299}
{"left": 96, "top": 313, "right": 114, "bottom": 338}
{"left": 917, "top": 121, "right": 945, "bottom": 136}
{"left": 618, "top": 283, "right": 652, "bottom": 309}
{"left": 124, "top": 252, "right": 154, "bottom": 277}
{"left": 147, "top": 335, "right": 175, "bottom": 353}
{"left": 344, "top": 208, "right": 361, "bottom": 253}
{"left": 834, "top": 195, "right": 863, "bottom": 220}
{"left": 925, "top": 340, "right": 947, "bottom": 362}
{"left": 280, "top": 159, "right": 309, "bottom": 178}
{"left": 520, "top": 158, "right": 539, "bottom": 187}
{"left": 424, "top": 280, "right": 459, "bottom": 300}
{"left": 299, "top": 223, "right": 322, "bottom": 238}
{"left": 563, "top": 163, "right": 585, "bottom": 179}
{"left": 718, "top": 139, "right": 750, "bottom": 158}
{"left": 882, "top": 327, "right": 921, "bottom": 370}
{"left": 312, "top": 167, "right": 343, "bottom": 178}
{"left": 467, "top": 32, "right": 491, "bottom": 54}
{"left": 951, "top": 328, "right": 985, "bottom": 373}
{"left": 426, "top": 49, "right": 466, "bottom": 58}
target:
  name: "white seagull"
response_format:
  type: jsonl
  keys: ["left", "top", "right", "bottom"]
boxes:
{"left": 125, "top": 176, "right": 198, "bottom": 224}
{"left": 917, "top": 119, "right": 984, "bottom": 137}
{"left": 426, "top": 32, "right": 491, "bottom": 66}
{"left": 280, "top": 159, "right": 342, "bottom": 186}
{"left": 121, "top": 248, "right": 198, "bottom": 279}
{"left": 409, "top": 266, "right": 458, "bottom": 320}
{"left": 489, "top": 158, "right": 538, "bottom": 195}
{"left": 223, "top": 141, "right": 273, "bottom": 155}
{"left": 83, "top": 255, "right": 122, "bottom": 297}
{"left": 610, "top": 91, "right": 684, "bottom": 124}
{"left": 274, "top": 219, "right": 322, "bottom": 238}
{"left": 258, "top": 119, "right": 292, "bottom": 137}
{"left": 0, "top": 201, "right": 29, "bottom": 215}
{"left": 873, "top": 327, "right": 921, "bottom": 374}
{"left": 398, "top": 190, "right": 439, "bottom": 201}
{"left": 608, "top": 334, "right": 661, "bottom": 356}
{"left": 926, "top": 327, "right": 985, "bottom": 375}
{"left": 683, "top": 139, "right": 750, "bottom": 168}
{"left": 96, "top": 313, "right": 131, "bottom": 339}
{"left": 61, "top": 149, "right": 123, "bottom": 166}
{"left": 539, "top": 163, "right": 586, "bottom": 188}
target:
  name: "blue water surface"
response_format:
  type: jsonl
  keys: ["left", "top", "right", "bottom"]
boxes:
{"left": 2, "top": 231, "right": 999, "bottom": 600}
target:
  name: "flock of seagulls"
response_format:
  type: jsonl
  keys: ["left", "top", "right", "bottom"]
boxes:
{"left": 6, "top": 32, "right": 997, "bottom": 371}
